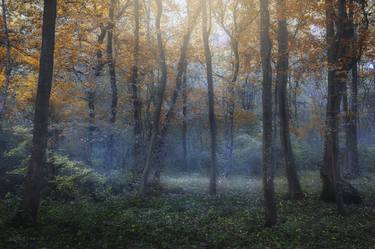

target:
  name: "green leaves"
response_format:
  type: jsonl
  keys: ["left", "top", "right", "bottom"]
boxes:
{"left": 1, "top": 174, "right": 375, "bottom": 248}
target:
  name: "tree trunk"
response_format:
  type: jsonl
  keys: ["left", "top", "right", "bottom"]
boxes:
{"left": 0, "top": 0, "right": 11, "bottom": 122}
{"left": 321, "top": 0, "right": 345, "bottom": 215}
{"left": 182, "top": 69, "right": 188, "bottom": 172}
{"left": 130, "top": 0, "right": 143, "bottom": 170}
{"left": 87, "top": 26, "right": 107, "bottom": 167}
{"left": 320, "top": 0, "right": 363, "bottom": 215}
{"left": 344, "top": 0, "right": 359, "bottom": 179}
{"left": 202, "top": 0, "right": 217, "bottom": 196}
{"left": 16, "top": 0, "right": 57, "bottom": 224}
{"left": 224, "top": 37, "right": 239, "bottom": 178}
{"left": 140, "top": 0, "right": 168, "bottom": 194}
{"left": 260, "top": 0, "right": 277, "bottom": 227}
{"left": 106, "top": 0, "right": 118, "bottom": 168}
{"left": 276, "top": 0, "right": 303, "bottom": 199}
{"left": 151, "top": 5, "right": 200, "bottom": 180}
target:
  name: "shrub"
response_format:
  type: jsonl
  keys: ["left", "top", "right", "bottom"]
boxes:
{"left": 47, "top": 154, "right": 109, "bottom": 201}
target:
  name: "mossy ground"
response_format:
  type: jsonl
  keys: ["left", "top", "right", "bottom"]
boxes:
{"left": 1, "top": 171, "right": 375, "bottom": 249}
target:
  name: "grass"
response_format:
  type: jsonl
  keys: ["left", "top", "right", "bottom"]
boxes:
{"left": 1, "top": 171, "right": 375, "bottom": 249}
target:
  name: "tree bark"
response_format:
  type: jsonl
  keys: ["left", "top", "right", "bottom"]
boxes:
{"left": 0, "top": 0, "right": 11, "bottom": 122}
{"left": 182, "top": 68, "right": 188, "bottom": 172}
{"left": 344, "top": 0, "right": 359, "bottom": 179}
{"left": 260, "top": 0, "right": 277, "bottom": 227}
{"left": 225, "top": 24, "right": 239, "bottom": 178}
{"left": 106, "top": 0, "right": 118, "bottom": 168}
{"left": 87, "top": 26, "right": 107, "bottom": 167}
{"left": 151, "top": 5, "right": 200, "bottom": 180}
{"left": 16, "top": 0, "right": 57, "bottom": 224}
{"left": 321, "top": 0, "right": 357, "bottom": 215}
{"left": 130, "top": 0, "right": 143, "bottom": 169}
{"left": 202, "top": 0, "right": 217, "bottom": 196}
{"left": 140, "top": 0, "right": 168, "bottom": 194}
{"left": 276, "top": 0, "right": 303, "bottom": 199}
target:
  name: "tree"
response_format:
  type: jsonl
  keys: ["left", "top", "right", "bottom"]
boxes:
{"left": 0, "top": 0, "right": 11, "bottom": 122}
{"left": 259, "top": 0, "right": 277, "bottom": 226}
{"left": 276, "top": 0, "right": 303, "bottom": 199}
{"left": 182, "top": 66, "right": 188, "bottom": 172}
{"left": 87, "top": 24, "right": 107, "bottom": 167}
{"left": 16, "top": 0, "right": 57, "bottom": 224}
{"left": 150, "top": 3, "right": 200, "bottom": 181}
{"left": 140, "top": 0, "right": 168, "bottom": 194}
{"left": 202, "top": 0, "right": 217, "bottom": 196}
{"left": 216, "top": 0, "right": 240, "bottom": 177}
{"left": 106, "top": 0, "right": 118, "bottom": 168}
{"left": 130, "top": 0, "right": 143, "bottom": 169}
{"left": 343, "top": 0, "right": 360, "bottom": 179}
{"left": 322, "top": 0, "right": 346, "bottom": 215}
{"left": 344, "top": 60, "right": 359, "bottom": 178}
{"left": 321, "top": 0, "right": 362, "bottom": 214}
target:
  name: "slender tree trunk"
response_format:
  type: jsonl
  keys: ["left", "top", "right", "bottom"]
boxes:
{"left": 273, "top": 73, "right": 279, "bottom": 172}
{"left": 131, "top": 0, "right": 143, "bottom": 170}
{"left": 224, "top": 37, "right": 238, "bottom": 177}
{"left": 260, "top": 0, "right": 277, "bottom": 227}
{"left": 140, "top": 0, "right": 168, "bottom": 194}
{"left": 0, "top": 0, "right": 11, "bottom": 122}
{"left": 202, "top": 0, "right": 217, "bottom": 196}
{"left": 16, "top": 0, "right": 57, "bottom": 224}
{"left": 293, "top": 81, "right": 298, "bottom": 127}
{"left": 182, "top": 69, "right": 188, "bottom": 172}
{"left": 181, "top": 2, "right": 190, "bottom": 172}
{"left": 276, "top": 0, "right": 303, "bottom": 199}
{"left": 151, "top": 6, "right": 200, "bottom": 180}
{"left": 87, "top": 26, "right": 106, "bottom": 167}
{"left": 106, "top": 0, "right": 118, "bottom": 168}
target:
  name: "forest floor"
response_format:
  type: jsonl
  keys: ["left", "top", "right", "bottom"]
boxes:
{"left": 1, "top": 171, "right": 375, "bottom": 249}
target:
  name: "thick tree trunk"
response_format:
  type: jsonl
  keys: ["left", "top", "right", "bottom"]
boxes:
{"left": 140, "top": 0, "right": 168, "bottom": 194}
{"left": 0, "top": 0, "right": 11, "bottom": 122}
{"left": 16, "top": 0, "right": 57, "bottom": 224}
{"left": 106, "top": 0, "right": 118, "bottom": 168}
{"left": 293, "top": 81, "right": 299, "bottom": 127}
{"left": 343, "top": 63, "right": 359, "bottom": 178}
{"left": 321, "top": 0, "right": 345, "bottom": 215}
{"left": 260, "top": 0, "right": 277, "bottom": 227}
{"left": 276, "top": 0, "right": 303, "bottom": 199}
{"left": 131, "top": 0, "right": 143, "bottom": 170}
{"left": 202, "top": 0, "right": 217, "bottom": 196}
{"left": 321, "top": 0, "right": 362, "bottom": 214}
{"left": 344, "top": 1, "right": 359, "bottom": 179}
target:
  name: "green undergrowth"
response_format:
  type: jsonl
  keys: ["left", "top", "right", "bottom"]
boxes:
{"left": 0, "top": 172, "right": 375, "bottom": 249}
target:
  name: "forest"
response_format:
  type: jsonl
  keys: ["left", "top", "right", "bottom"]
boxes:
{"left": 0, "top": 0, "right": 375, "bottom": 248}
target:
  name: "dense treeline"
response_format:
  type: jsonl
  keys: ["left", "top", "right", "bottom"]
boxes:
{"left": 0, "top": 0, "right": 375, "bottom": 247}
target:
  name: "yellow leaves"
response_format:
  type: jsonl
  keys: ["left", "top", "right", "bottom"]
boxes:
{"left": 16, "top": 51, "right": 39, "bottom": 68}
{"left": 14, "top": 73, "right": 37, "bottom": 110}
{"left": 0, "top": 73, "right": 5, "bottom": 88}
{"left": 234, "top": 110, "right": 257, "bottom": 126}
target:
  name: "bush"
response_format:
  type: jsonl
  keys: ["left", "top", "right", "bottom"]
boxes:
{"left": 47, "top": 154, "right": 109, "bottom": 201}
{"left": 232, "top": 133, "right": 262, "bottom": 175}
{"left": 0, "top": 126, "right": 32, "bottom": 198}
{"left": 292, "top": 137, "right": 321, "bottom": 171}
